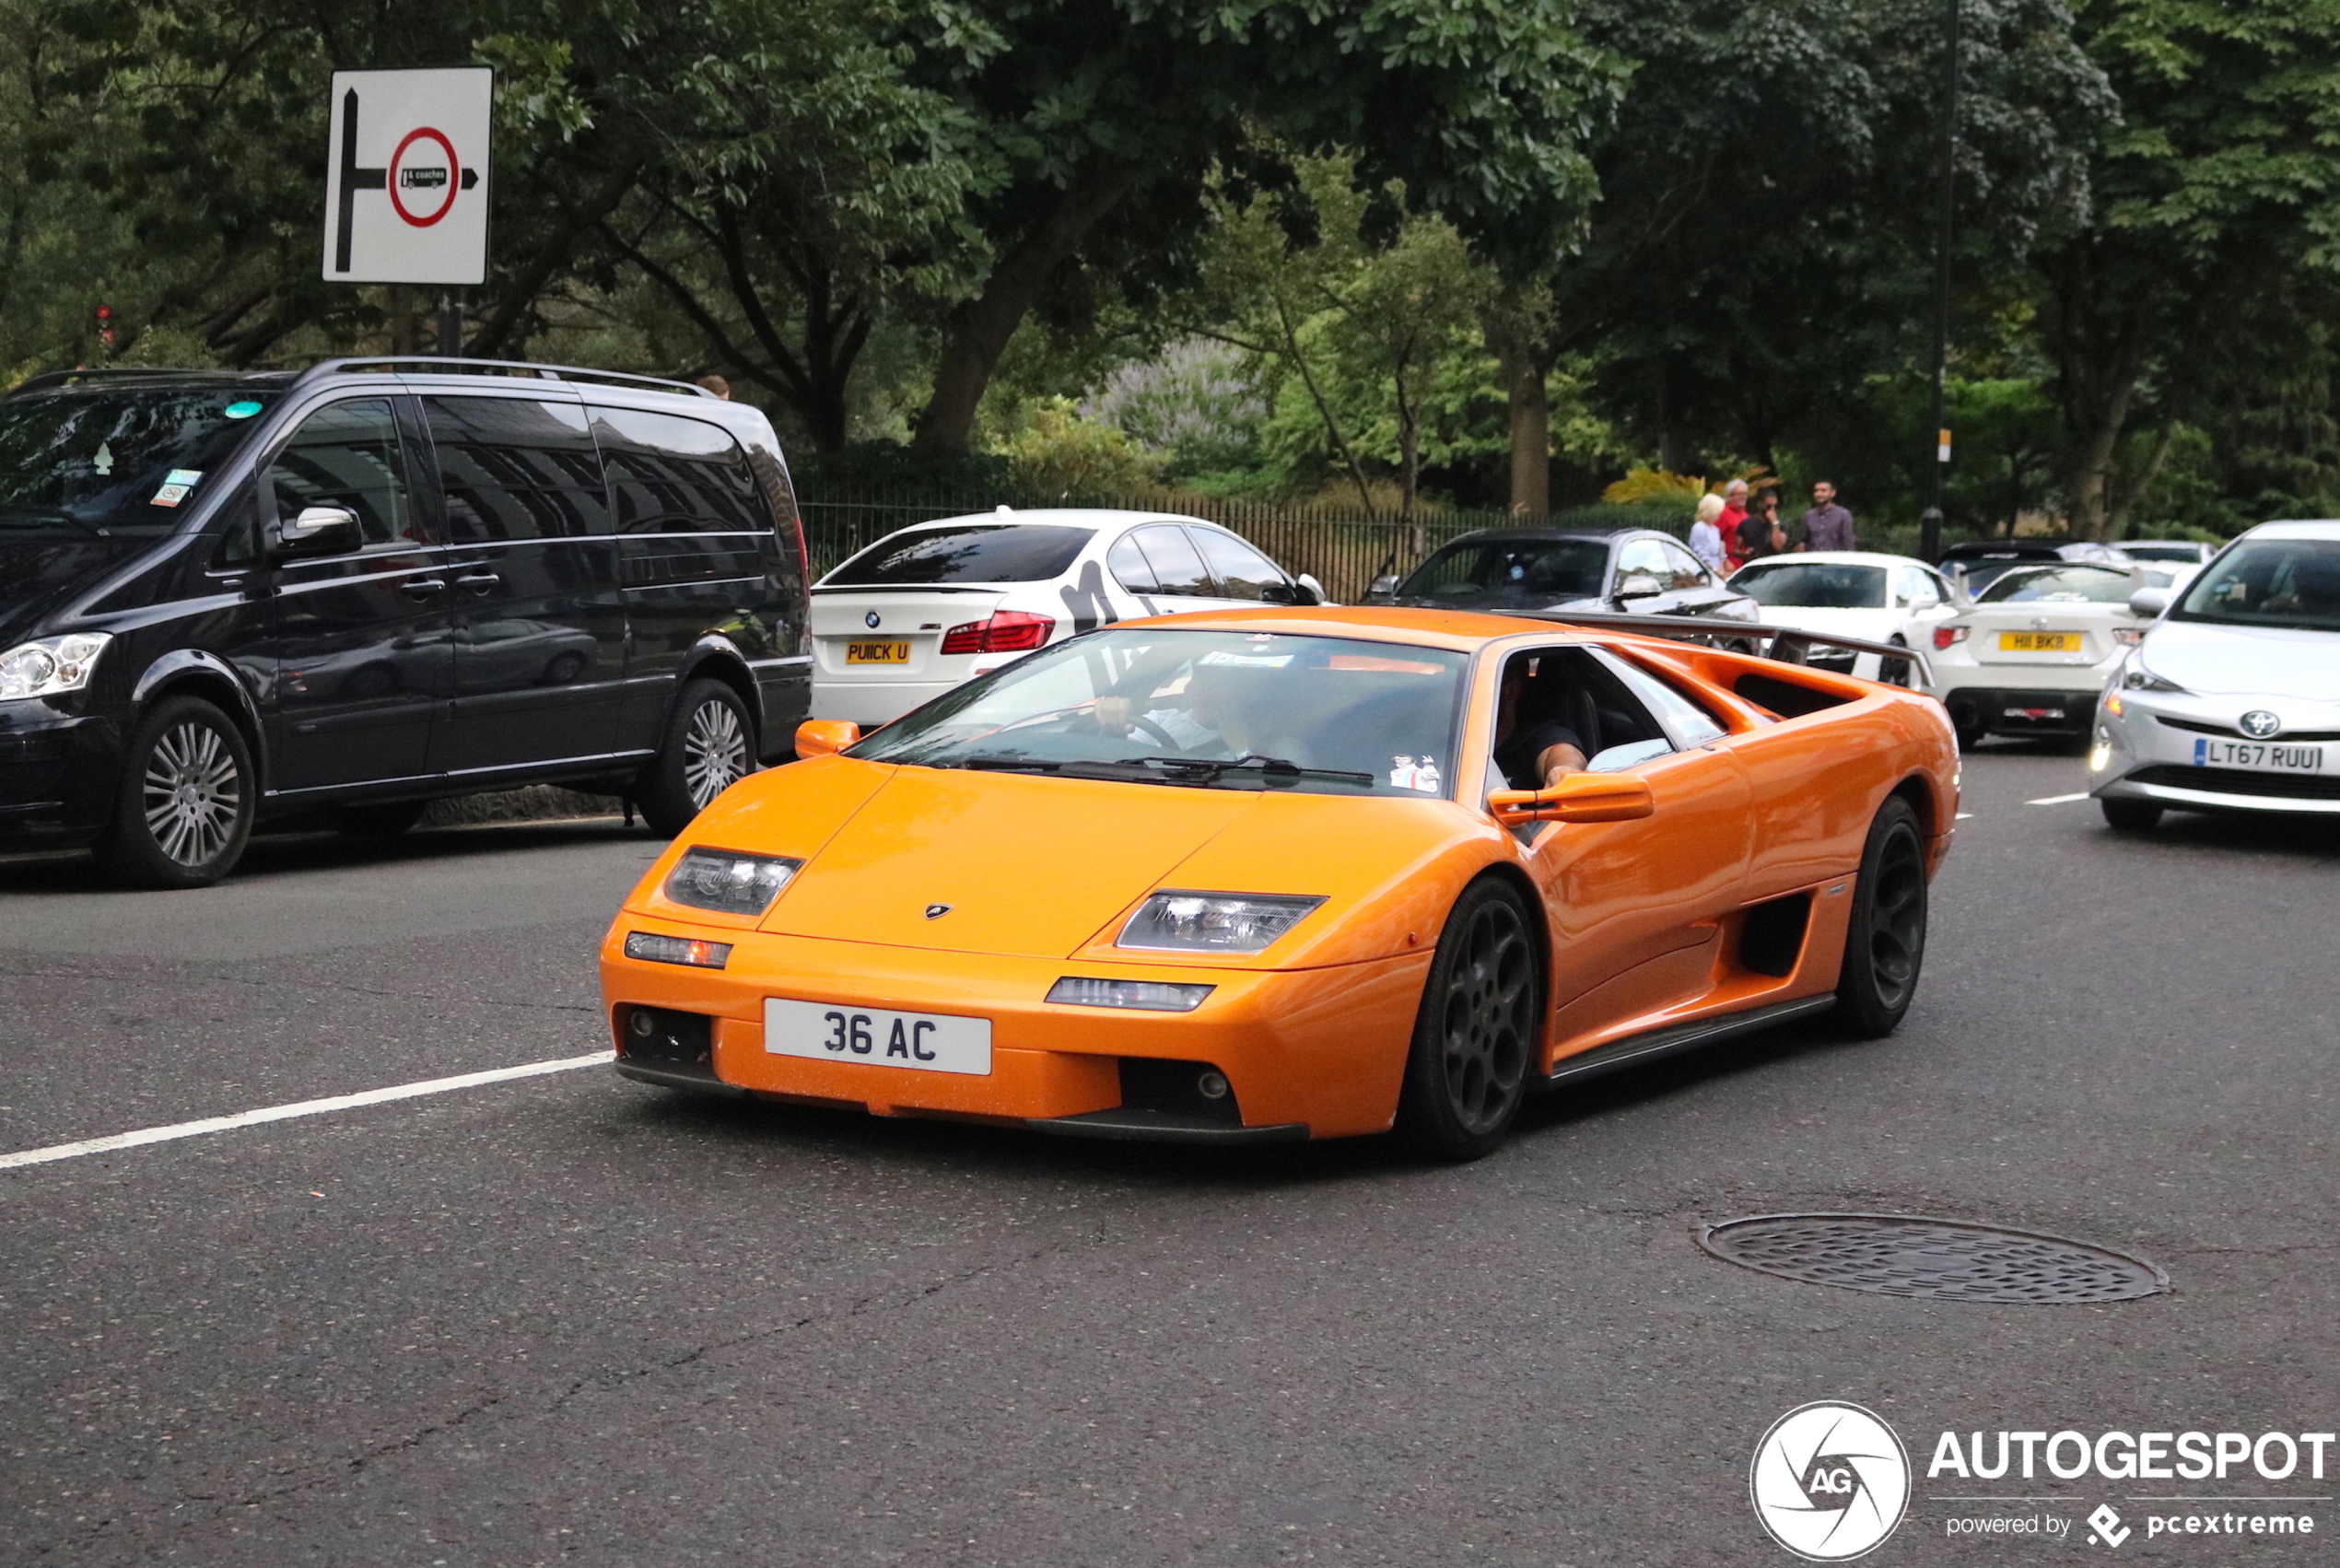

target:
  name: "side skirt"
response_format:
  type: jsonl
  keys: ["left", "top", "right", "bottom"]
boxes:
{"left": 1539, "top": 995, "right": 1838, "bottom": 1091}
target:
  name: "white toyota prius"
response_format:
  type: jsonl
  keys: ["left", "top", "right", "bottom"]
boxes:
{"left": 2090, "top": 520, "right": 2340, "bottom": 828}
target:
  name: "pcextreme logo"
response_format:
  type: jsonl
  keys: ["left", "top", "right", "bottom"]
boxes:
{"left": 1752, "top": 1402, "right": 1913, "bottom": 1561}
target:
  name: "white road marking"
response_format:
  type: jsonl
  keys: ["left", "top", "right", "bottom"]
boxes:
{"left": 0, "top": 1051, "right": 614, "bottom": 1172}
{"left": 1956, "top": 812, "right": 1975, "bottom": 819}
{"left": 2025, "top": 792, "right": 2091, "bottom": 805}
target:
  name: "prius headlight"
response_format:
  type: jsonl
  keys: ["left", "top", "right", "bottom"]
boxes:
{"left": 2120, "top": 655, "right": 2189, "bottom": 694}
{"left": 664, "top": 848, "right": 801, "bottom": 915}
{"left": 0, "top": 633, "right": 111, "bottom": 700}
{"left": 1117, "top": 891, "right": 1326, "bottom": 954}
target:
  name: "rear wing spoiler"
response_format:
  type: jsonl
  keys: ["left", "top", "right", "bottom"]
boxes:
{"left": 1499, "top": 608, "right": 1935, "bottom": 691}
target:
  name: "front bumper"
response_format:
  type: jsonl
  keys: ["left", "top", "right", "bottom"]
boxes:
{"left": 1938, "top": 685, "right": 2100, "bottom": 737}
{"left": 2094, "top": 695, "right": 2340, "bottom": 814}
{"left": 599, "top": 919, "right": 1433, "bottom": 1141}
{"left": 0, "top": 700, "right": 121, "bottom": 848}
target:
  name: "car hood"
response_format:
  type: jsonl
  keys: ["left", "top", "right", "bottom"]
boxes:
{"left": 0, "top": 532, "right": 154, "bottom": 645}
{"left": 2141, "top": 620, "right": 2340, "bottom": 701}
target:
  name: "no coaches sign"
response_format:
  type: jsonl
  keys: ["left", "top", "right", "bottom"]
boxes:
{"left": 322, "top": 67, "right": 492, "bottom": 286}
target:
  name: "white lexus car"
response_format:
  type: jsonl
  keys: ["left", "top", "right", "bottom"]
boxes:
{"left": 809, "top": 509, "right": 1326, "bottom": 726}
{"left": 2090, "top": 520, "right": 2340, "bottom": 828}
{"left": 1726, "top": 552, "right": 1961, "bottom": 687}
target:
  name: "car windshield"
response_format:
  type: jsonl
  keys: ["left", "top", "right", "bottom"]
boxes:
{"left": 853, "top": 628, "right": 1469, "bottom": 798}
{"left": 2171, "top": 539, "right": 2340, "bottom": 633}
{"left": 1978, "top": 566, "right": 2135, "bottom": 604}
{"left": 824, "top": 523, "right": 1094, "bottom": 586}
{"left": 0, "top": 386, "right": 276, "bottom": 534}
{"left": 1397, "top": 539, "right": 1609, "bottom": 603}
{"left": 1732, "top": 561, "right": 1886, "bottom": 608}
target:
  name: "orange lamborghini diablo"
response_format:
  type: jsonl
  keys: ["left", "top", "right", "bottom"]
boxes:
{"left": 598, "top": 606, "right": 1958, "bottom": 1159}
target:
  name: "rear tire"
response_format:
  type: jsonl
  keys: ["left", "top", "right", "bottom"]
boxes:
{"left": 331, "top": 799, "right": 428, "bottom": 838}
{"left": 96, "top": 695, "right": 256, "bottom": 889}
{"left": 1834, "top": 798, "right": 1928, "bottom": 1039}
{"left": 2100, "top": 797, "right": 2162, "bottom": 832}
{"left": 638, "top": 678, "right": 755, "bottom": 837}
{"left": 1394, "top": 878, "right": 1544, "bottom": 1162}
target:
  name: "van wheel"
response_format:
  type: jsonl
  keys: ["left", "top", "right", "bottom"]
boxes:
{"left": 331, "top": 800, "right": 428, "bottom": 838}
{"left": 1834, "top": 798, "right": 1929, "bottom": 1038}
{"left": 1394, "top": 878, "right": 1543, "bottom": 1162}
{"left": 638, "top": 678, "right": 755, "bottom": 837}
{"left": 97, "top": 695, "right": 256, "bottom": 889}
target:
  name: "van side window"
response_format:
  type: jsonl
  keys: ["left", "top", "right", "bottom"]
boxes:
{"left": 587, "top": 405, "right": 767, "bottom": 533}
{"left": 265, "top": 399, "right": 415, "bottom": 548}
{"left": 423, "top": 396, "right": 609, "bottom": 541}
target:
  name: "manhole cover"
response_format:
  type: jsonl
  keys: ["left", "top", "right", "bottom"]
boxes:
{"left": 1699, "top": 1213, "right": 2168, "bottom": 1304}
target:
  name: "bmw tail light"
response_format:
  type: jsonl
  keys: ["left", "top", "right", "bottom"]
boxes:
{"left": 941, "top": 611, "right": 1055, "bottom": 655}
{"left": 1932, "top": 626, "right": 1970, "bottom": 650}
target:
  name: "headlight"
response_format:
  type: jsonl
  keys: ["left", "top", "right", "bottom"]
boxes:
{"left": 1117, "top": 891, "right": 1326, "bottom": 954}
{"left": 624, "top": 930, "right": 733, "bottom": 969}
{"left": 663, "top": 848, "right": 801, "bottom": 915}
{"left": 0, "top": 633, "right": 111, "bottom": 700}
{"left": 2121, "top": 657, "right": 2188, "bottom": 694}
{"left": 1047, "top": 977, "right": 1214, "bottom": 1012}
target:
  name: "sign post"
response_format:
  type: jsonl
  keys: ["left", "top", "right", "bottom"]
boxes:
{"left": 321, "top": 67, "right": 493, "bottom": 354}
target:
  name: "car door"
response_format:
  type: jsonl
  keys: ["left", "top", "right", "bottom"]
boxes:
{"left": 263, "top": 395, "right": 453, "bottom": 795}
{"left": 420, "top": 392, "right": 628, "bottom": 775}
{"left": 1494, "top": 643, "right": 1753, "bottom": 1031}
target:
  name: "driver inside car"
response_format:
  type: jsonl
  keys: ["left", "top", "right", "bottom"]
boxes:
{"left": 1093, "top": 657, "right": 1315, "bottom": 763}
{"left": 1492, "top": 656, "right": 1590, "bottom": 789}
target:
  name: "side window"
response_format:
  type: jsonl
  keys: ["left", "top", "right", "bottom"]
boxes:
{"left": 1493, "top": 646, "right": 1677, "bottom": 789}
{"left": 1656, "top": 538, "right": 1713, "bottom": 590}
{"left": 1130, "top": 523, "right": 1212, "bottom": 597}
{"left": 1615, "top": 536, "right": 1671, "bottom": 583}
{"left": 1190, "top": 527, "right": 1287, "bottom": 602}
{"left": 1597, "top": 649, "right": 1728, "bottom": 745}
{"left": 587, "top": 405, "right": 768, "bottom": 534}
{"left": 265, "top": 398, "right": 415, "bottom": 548}
{"left": 209, "top": 483, "right": 261, "bottom": 568}
{"left": 1107, "top": 532, "right": 1159, "bottom": 594}
{"left": 423, "top": 396, "right": 608, "bottom": 542}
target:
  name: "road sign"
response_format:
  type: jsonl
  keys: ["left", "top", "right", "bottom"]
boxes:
{"left": 321, "top": 67, "right": 492, "bottom": 286}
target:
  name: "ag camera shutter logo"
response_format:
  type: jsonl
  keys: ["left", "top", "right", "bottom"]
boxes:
{"left": 1751, "top": 1401, "right": 1911, "bottom": 1561}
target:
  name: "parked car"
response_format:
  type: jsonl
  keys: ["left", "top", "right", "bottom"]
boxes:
{"left": 1936, "top": 540, "right": 2066, "bottom": 598}
{"left": 1726, "top": 551, "right": 1961, "bottom": 686}
{"left": 808, "top": 509, "right": 1325, "bottom": 726}
{"left": 602, "top": 603, "right": 1957, "bottom": 1159}
{"left": 0, "top": 357, "right": 812, "bottom": 887}
{"left": 1375, "top": 527, "right": 1759, "bottom": 624}
{"left": 2090, "top": 520, "right": 2340, "bottom": 829}
{"left": 1928, "top": 562, "right": 2160, "bottom": 745}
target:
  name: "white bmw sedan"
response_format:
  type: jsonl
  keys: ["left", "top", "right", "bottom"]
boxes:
{"left": 1726, "top": 552, "right": 1961, "bottom": 686}
{"left": 809, "top": 509, "right": 1324, "bottom": 726}
{"left": 2090, "top": 521, "right": 2340, "bottom": 828}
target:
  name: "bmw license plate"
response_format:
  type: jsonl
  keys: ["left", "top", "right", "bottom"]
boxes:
{"left": 2192, "top": 737, "right": 2325, "bottom": 772}
{"left": 846, "top": 640, "right": 910, "bottom": 664}
{"left": 764, "top": 998, "right": 992, "bottom": 1075}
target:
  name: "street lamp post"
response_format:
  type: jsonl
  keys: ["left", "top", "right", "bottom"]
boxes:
{"left": 1919, "top": 0, "right": 1960, "bottom": 565}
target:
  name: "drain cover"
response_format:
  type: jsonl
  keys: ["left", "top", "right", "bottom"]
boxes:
{"left": 1699, "top": 1213, "right": 2168, "bottom": 1304}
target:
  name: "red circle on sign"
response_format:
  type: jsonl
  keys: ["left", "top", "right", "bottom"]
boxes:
{"left": 387, "top": 127, "right": 462, "bottom": 228}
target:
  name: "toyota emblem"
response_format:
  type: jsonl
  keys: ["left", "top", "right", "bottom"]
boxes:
{"left": 865, "top": 611, "right": 883, "bottom": 628}
{"left": 2240, "top": 710, "right": 2282, "bottom": 739}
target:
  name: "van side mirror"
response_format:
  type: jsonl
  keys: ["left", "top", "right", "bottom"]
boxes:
{"left": 794, "top": 719, "right": 861, "bottom": 758}
{"left": 270, "top": 504, "right": 360, "bottom": 558}
{"left": 1487, "top": 772, "right": 1656, "bottom": 826}
{"left": 2128, "top": 587, "right": 2172, "bottom": 619}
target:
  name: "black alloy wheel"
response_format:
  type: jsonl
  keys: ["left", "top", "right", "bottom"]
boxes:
{"left": 97, "top": 694, "right": 256, "bottom": 889}
{"left": 638, "top": 677, "right": 756, "bottom": 837}
{"left": 1834, "top": 797, "right": 1930, "bottom": 1037}
{"left": 1395, "top": 878, "right": 1544, "bottom": 1161}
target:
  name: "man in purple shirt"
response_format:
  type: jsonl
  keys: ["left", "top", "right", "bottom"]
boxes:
{"left": 1798, "top": 480, "right": 1857, "bottom": 552}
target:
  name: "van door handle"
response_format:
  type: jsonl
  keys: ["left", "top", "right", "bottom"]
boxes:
{"left": 400, "top": 578, "right": 449, "bottom": 599}
{"left": 453, "top": 572, "right": 501, "bottom": 594}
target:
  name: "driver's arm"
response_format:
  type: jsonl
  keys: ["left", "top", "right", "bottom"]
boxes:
{"left": 1536, "top": 741, "right": 1590, "bottom": 786}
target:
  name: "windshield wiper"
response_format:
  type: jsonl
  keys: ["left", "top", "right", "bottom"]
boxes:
{"left": 1130, "top": 755, "right": 1377, "bottom": 788}
{"left": 0, "top": 506, "right": 109, "bottom": 539}
{"left": 949, "top": 753, "right": 1062, "bottom": 773}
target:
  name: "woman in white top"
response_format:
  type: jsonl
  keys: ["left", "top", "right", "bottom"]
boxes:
{"left": 1688, "top": 492, "right": 1728, "bottom": 575}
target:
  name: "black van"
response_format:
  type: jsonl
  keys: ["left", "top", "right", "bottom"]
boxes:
{"left": 0, "top": 357, "right": 811, "bottom": 887}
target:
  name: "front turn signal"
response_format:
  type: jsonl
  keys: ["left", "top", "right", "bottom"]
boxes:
{"left": 1488, "top": 772, "right": 1656, "bottom": 825}
{"left": 794, "top": 719, "right": 861, "bottom": 758}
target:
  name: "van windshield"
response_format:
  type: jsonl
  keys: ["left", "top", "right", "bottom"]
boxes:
{"left": 0, "top": 387, "right": 277, "bottom": 535}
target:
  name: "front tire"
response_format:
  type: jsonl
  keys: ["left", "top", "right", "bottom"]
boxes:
{"left": 638, "top": 678, "right": 755, "bottom": 837}
{"left": 1394, "top": 878, "right": 1544, "bottom": 1161}
{"left": 97, "top": 695, "right": 256, "bottom": 889}
{"left": 1834, "top": 797, "right": 1929, "bottom": 1038}
{"left": 2100, "top": 797, "right": 2162, "bottom": 832}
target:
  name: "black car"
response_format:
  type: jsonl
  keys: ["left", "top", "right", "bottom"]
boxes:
{"left": 0, "top": 357, "right": 811, "bottom": 887}
{"left": 1372, "top": 526, "right": 1759, "bottom": 622}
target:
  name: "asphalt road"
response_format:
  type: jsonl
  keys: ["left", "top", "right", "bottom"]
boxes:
{"left": 3, "top": 748, "right": 2336, "bottom": 1567}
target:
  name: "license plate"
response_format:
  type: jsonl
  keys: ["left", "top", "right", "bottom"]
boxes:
{"left": 2193, "top": 737, "right": 2325, "bottom": 773}
{"left": 846, "top": 640, "right": 910, "bottom": 664}
{"left": 764, "top": 998, "right": 991, "bottom": 1075}
{"left": 1998, "top": 631, "right": 2081, "bottom": 652}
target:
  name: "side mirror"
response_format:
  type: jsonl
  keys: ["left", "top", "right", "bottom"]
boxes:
{"left": 2128, "top": 587, "right": 2172, "bottom": 619}
{"left": 1295, "top": 572, "right": 1327, "bottom": 605}
{"left": 1907, "top": 589, "right": 1941, "bottom": 612}
{"left": 1487, "top": 771, "right": 1656, "bottom": 826}
{"left": 271, "top": 503, "right": 360, "bottom": 557}
{"left": 1365, "top": 573, "right": 1398, "bottom": 602}
{"left": 1612, "top": 571, "right": 1665, "bottom": 603}
{"left": 794, "top": 719, "right": 861, "bottom": 758}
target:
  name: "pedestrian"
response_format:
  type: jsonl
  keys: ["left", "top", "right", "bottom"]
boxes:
{"left": 695, "top": 373, "right": 732, "bottom": 400}
{"left": 1690, "top": 493, "right": 1729, "bottom": 576}
{"left": 1718, "top": 481, "right": 1751, "bottom": 572}
{"left": 1737, "top": 489, "right": 1783, "bottom": 564}
{"left": 1799, "top": 480, "right": 1856, "bottom": 552}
